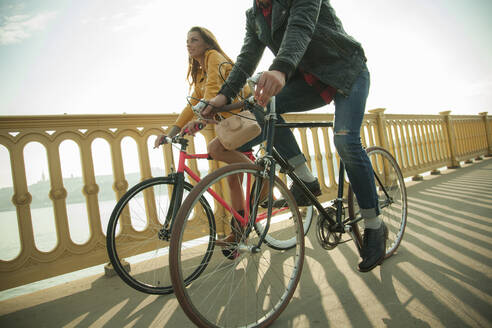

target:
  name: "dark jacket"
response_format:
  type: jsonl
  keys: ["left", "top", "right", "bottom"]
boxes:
{"left": 219, "top": 0, "right": 367, "bottom": 99}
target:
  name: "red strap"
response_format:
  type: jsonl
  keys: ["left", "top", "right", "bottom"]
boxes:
{"left": 256, "top": 0, "right": 272, "bottom": 25}
{"left": 302, "top": 71, "right": 336, "bottom": 104}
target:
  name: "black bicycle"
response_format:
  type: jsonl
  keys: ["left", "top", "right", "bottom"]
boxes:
{"left": 168, "top": 73, "right": 408, "bottom": 328}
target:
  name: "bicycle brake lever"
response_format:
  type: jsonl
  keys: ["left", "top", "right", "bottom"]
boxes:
{"left": 247, "top": 72, "right": 262, "bottom": 91}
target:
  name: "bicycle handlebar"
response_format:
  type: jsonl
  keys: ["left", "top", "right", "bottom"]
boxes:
{"left": 156, "top": 121, "right": 205, "bottom": 147}
{"left": 190, "top": 72, "right": 263, "bottom": 117}
{"left": 212, "top": 100, "right": 246, "bottom": 113}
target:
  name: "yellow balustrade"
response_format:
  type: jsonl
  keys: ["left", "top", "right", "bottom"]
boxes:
{"left": 0, "top": 111, "right": 490, "bottom": 291}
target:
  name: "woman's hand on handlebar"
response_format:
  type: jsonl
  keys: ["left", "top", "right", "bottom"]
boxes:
{"left": 201, "top": 94, "right": 227, "bottom": 118}
{"left": 181, "top": 120, "right": 206, "bottom": 137}
{"left": 154, "top": 134, "right": 168, "bottom": 148}
{"left": 154, "top": 125, "right": 181, "bottom": 148}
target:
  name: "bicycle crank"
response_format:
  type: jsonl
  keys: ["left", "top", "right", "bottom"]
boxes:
{"left": 316, "top": 207, "right": 342, "bottom": 250}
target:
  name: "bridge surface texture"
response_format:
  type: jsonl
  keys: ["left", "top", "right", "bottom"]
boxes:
{"left": 1, "top": 158, "right": 491, "bottom": 328}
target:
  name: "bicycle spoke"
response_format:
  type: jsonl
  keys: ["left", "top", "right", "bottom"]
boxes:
{"left": 106, "top": 177, "right": 215, "bottom": 295}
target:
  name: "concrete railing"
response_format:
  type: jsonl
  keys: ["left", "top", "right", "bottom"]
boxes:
{"left": 0, "top": 110, "right": 490, "bottom": 290}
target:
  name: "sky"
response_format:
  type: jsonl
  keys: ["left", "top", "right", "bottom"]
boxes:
{"left": 1, "top": 0, "right": 491, "bottom": 117}
{"left": 0, "top": 0, "right": 492, "bottom": 189}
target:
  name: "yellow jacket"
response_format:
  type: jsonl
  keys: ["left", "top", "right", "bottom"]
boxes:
{"left": 174, "top": 49, "right": 250, "bottom": 129}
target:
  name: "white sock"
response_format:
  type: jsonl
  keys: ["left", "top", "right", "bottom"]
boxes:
{"left": 364, "top": 216, "right": 382, "bottom": 229}
{"left": 293, "top": 163, "right": 316, "bottom": 183}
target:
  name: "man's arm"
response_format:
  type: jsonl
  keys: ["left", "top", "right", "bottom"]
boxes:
{"left": 269, "top": 0, "right": 322, "bottom": 80}
{"left": 218, "top": 9, "right": 266, "bottom": 101}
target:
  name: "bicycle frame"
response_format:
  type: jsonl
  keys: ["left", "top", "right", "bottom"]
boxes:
{"left": 246, "top": 94, "right": 396, "bottom": 253}
{"left": 162, "top": 137, "right": 258, "bottom": 237}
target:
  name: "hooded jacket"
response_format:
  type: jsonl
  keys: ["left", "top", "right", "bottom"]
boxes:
{"left": 219, "top": 0, "right": 367, "bottom": 100}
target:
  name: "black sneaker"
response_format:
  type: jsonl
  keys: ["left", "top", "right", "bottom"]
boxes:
{"left": 290, "top": 178, "right": 322, "bottom": 206}
{"left": 272, "top": 178, "right": 322, "bottom": 207}
{"left": 358, "top": 222, "right": 388, "bottom": 272}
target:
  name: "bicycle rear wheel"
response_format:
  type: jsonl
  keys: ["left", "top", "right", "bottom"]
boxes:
{"left": 106, "top": 177, "right": 215, "bottom": 294}
{"left": 170, "top": 163, "right": 304, "bottom": 328}
{"left": 348, "top": 146, "right": 407, "bottom": 258}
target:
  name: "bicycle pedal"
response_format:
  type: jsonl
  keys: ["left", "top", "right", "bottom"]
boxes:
{"left": 260, "top": 199, "right": 283, "bottom": 208}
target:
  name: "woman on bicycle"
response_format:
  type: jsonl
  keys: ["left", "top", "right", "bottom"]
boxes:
{"left": 154, "top": 26, "right": 251, "bottom": 246}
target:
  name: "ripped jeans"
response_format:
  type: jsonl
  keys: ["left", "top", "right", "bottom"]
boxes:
{"left": 238, "top": 68, "right": 379, "bottom": 218}
{"left": 332, "top": 69, "right": 379, "bottom": 218}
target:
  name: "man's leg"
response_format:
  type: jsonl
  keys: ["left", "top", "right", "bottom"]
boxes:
{"left": 332, "top": 68, "right": 386, "bottom": 272}
{"left": 238, "top": 73, "right": 327, "bottom": 204}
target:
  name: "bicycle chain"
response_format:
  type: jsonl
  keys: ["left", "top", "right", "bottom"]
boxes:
{"left": 316, "top": 206, "right": 342, "bottom": 250}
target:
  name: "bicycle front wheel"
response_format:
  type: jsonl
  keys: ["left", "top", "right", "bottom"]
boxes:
{"left": 170, "top": 163, "right": 305, "bottom": 328}
{"left": 106, "top": 176, "right": 215, "bottom": 295}
{"left": 348, "top": 146, "right": 407, "bottom": 258}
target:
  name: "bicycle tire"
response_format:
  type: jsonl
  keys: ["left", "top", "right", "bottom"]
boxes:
{"left": 106, "top": 176, "right": 215, "bottom": 295}
{"left": 170, "top": 163, "right": 304, "bottom": 328}
{"left": 348, "top": 146, "right": 407, "bottom": 258}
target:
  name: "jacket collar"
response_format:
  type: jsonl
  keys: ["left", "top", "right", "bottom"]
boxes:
{"left": 271, "top": 0, "right": 289, "bottom": 34}
{"left": 253, "top": 0, "right": 290, "bottom": 36}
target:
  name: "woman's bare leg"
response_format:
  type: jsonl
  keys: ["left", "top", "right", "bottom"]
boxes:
{"left": 208, "top": 138, "right": 252, "bottom": 212}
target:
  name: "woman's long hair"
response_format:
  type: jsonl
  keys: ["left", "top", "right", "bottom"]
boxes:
{"left": 187, "top": 26, "right": 234, "bottom": 87}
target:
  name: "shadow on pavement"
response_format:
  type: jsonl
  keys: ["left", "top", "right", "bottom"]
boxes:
{"left": 1, "top": 159, "right": 491, "bottom": 327}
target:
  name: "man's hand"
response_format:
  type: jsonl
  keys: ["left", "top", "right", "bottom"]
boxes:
{"left": 201, "top": 94, "right": 228, "bottom": 119}
{"left": 255, "top": 70, "right": 286, "bottom": 107}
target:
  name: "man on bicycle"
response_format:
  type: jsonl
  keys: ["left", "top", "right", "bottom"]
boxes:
{"left": 204, "top": 0, "right": 387, "bottom": 272}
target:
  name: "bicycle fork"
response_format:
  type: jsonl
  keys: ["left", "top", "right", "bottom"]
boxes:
{"left": 158, "top": 172, "right": 185, "bottom": 241}
{"left": 248, "top": 101, "right": 278, "bottom": 253}
{"left": 248, "top": 156, "right": 276, "bottom": 253}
